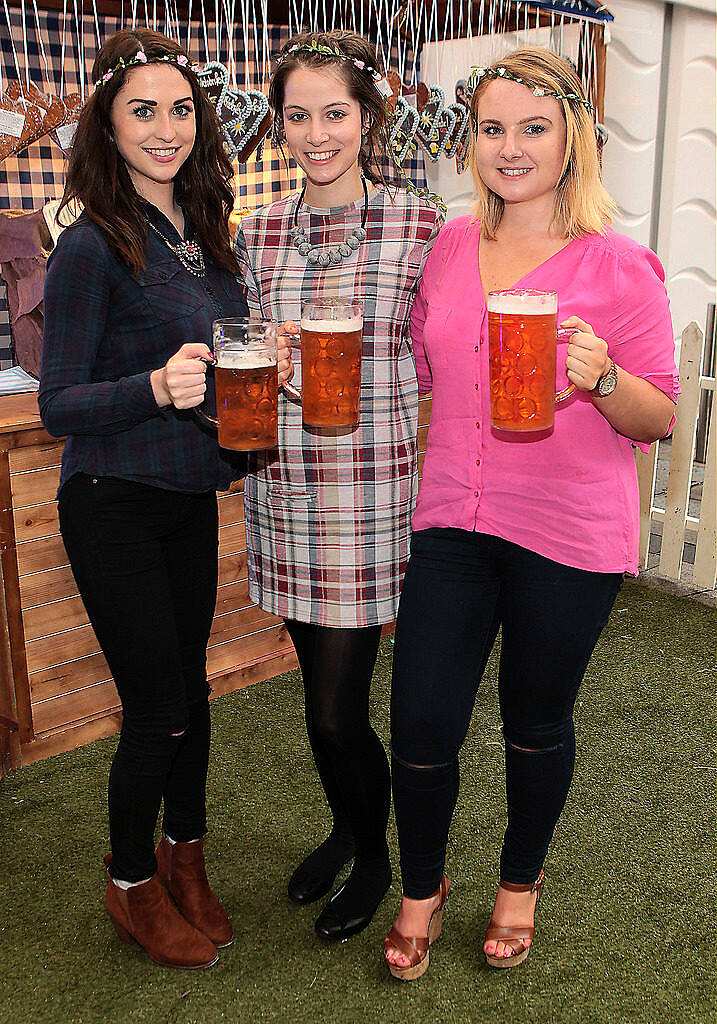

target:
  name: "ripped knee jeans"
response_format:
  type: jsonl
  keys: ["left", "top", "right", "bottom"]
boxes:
{"left": 390, "top": 528, "right": 621, "bottom": 897}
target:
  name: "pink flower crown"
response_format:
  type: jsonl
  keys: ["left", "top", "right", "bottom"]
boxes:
{"left": 274, "top": 39, "right": 394, "bottom": 98}
{"left": 93, "top": 50, "right": 200, "bottom": 90}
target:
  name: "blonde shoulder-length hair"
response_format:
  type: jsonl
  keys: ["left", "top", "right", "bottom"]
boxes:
{"left": 469, "top": 47, "right": 617, "bottom": 239}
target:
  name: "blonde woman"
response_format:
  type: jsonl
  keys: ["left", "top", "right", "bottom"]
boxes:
{"left": 383, "top": 46, "right": 678, "bottom": 979}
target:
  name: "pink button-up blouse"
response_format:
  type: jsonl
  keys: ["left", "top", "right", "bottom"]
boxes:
{"left": 410, "top": 217, "right": 679, "bottom": 576}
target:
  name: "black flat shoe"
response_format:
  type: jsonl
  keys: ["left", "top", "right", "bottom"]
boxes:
{"left": 314, "top": 860, "right": 392, "bottom": 941}
{"left": 287, "top": 838, "right": 355, "bottom": 905}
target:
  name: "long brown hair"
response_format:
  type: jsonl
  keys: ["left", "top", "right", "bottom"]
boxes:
{"left": 269, "top": 30, "right": 399, "bottom": 188}
{"left": 60, "top": 28, "right": 239, "bottom": 276}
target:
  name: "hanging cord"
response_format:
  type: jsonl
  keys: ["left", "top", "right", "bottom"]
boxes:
{"left": 72, "top": 0, "right": 85, "bottom": 102}
{"left": 2, "top": 0, "right": 24, "bottom": 94}
{"left": 90, "top": 0, "right": 101, "bottom": 56}
{"left": 30, "top": 0, "right": 52, "bottom": 93}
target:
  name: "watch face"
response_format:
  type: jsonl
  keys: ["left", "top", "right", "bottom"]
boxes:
{"left": 598, "top": 369, "right": 618, "bottom": 396}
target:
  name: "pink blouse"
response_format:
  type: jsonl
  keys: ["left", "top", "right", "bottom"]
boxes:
{"left": 410, "top": 217, "right": 679, "bottom": 576}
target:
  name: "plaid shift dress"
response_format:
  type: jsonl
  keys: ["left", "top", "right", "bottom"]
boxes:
{"left": 234, "top": 185, "right": 442, "bottom": 627}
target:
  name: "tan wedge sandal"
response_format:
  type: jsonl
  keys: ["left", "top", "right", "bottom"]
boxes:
{"left": 383, "top": 875, "right": 451, "bottom": 982}
{"left": 484, "top": 870, "right": 545, "bottom": 969}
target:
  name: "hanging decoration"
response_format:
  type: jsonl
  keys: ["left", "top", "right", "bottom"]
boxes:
{"left": 0, "top": 0, "right": 613, "bottom": 175}
{"left": 197, "top": 61, "right": 271, "bottom": 163}
{"left": 0, "top": 81, "right": 66, "bottom": 161}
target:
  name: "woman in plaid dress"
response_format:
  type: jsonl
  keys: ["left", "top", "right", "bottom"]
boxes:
{"left": 234, "top": 31, "right": 442, "bottom": 941}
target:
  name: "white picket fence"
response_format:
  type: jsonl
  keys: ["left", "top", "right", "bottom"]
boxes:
{"left": 635, "top": 322, "right": 716, "bottom": 593}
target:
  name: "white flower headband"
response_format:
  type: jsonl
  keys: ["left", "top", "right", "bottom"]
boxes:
{"left": 94, "top": 50, "right": 200, "bottom": 89}
{"left": 275, "top": 39, "right": 394, "bottom": 98}
{"left": 466, "top": 63, "right": 595, "bottom": 125}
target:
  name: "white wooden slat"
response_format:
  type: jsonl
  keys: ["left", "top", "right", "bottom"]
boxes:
{"left": 659, "top": 323, "right": 703, "bottom": 579}
{"left": 635, "top": 443, "right": 657, "bottom": 569}
{"left": 693, "top": 399, "right": 717, "bottom": 589}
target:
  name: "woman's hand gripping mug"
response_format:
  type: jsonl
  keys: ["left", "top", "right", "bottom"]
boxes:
{"left": 195, "top": 318, "right": 278, "bottom": 450}
{"left": 282, "top": 297, "right": 363, "bottom": 428}
{"left": 487, "top": 289, "right": 575, "bottom": 432}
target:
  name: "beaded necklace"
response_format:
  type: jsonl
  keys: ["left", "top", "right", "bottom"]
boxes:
{"left": 147, "top": 219, "right": 206, "bottom": 278}
{"left": 290, "top": 177, "right": 369, "bottom": 267}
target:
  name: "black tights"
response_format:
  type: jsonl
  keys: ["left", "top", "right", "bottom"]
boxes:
{"left": 284, "top": 620, "right": 389, "bottom": 864}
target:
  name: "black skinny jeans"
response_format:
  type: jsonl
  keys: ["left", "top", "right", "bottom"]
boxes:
{"left": 284, "top": 619, "right": 390, "bottom": 863}
{"left": 58, "top": 474, "right": 219, "bottom": 882}
{"left": 391, "top": 528, "right": 622, "bottom": 898}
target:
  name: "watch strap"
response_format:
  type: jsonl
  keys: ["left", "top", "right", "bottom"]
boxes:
{"left": 593, "top": 359, "right": 617, "bottom": 396}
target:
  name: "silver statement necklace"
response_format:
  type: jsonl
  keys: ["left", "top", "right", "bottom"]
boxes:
{"left": 147, "top": 219, "right": 206, "bottom": 277}
{"left": 290, "top": 177, "right": 368, "bottom": 267}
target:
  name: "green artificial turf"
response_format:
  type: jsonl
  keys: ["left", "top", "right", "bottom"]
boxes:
{"left": 0, "top": 579, "right": 715, "bottom": 1024}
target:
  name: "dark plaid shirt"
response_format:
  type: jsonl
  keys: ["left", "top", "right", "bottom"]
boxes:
{"left": 40, "top": 204, "right": 248, "bottom": 494}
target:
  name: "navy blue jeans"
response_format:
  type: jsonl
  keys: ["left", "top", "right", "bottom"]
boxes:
{"left": 59, "top": 474, "right": 219, "bottom": 882}
{"left": 390, "top": 528, "right": 622, "bottom": 897}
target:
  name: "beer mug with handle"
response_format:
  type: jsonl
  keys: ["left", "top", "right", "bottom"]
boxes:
{"left": 487, "top": 289, "right": 575, "bottom": 432}
{"left": 282, "top": 297, "right": 363, "bottom": 428}
{"left": 195, "top": 318, "right": 278, "bottom": 450}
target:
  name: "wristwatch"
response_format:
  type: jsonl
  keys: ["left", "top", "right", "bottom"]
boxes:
{"left": 593, "top": 359, "right": 618, "bottom": 397}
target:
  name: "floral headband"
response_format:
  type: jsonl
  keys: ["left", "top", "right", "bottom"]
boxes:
{"left": 94, "top": 50, "right": 200, "bottom": 89}
{"left": 275, "top": 39, "right": 394, "bottom": 98}
{"left": 466, "top": 64, "right": 595, "bottom": 121}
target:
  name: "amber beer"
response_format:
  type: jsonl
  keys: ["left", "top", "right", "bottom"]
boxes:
{"left": 214, "top": 353, "right": 278, "bottom": 450}
{"left": 487, "top": 290, "right": 573, "bottom": 432}
{"left": 300, "top": 300, "right": 363, "bottom": 427}
{"left": 195, "top": 319, "right": 278, "bottom": 450}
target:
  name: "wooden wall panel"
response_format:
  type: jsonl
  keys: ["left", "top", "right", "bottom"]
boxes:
{"left": 27, "top": 627, "right": 103, "bottom": 682}
{"left": 215, "top": 579, "right": 251, "bottom": 615}
{"left": 23, "top": 594, "right": 88, "bottom": 641}
{"left": 32, "top": 680, "right": 121, "bottom": 735}
{"left": 10, "top": 466, "right": 61, "bottom": 507}
{"left": 13, "top": 501, "right": 60, "bottom": 543}
{"left": 16, "top": 534, "right": 68, "bottom": 576}
{"left": 8, "top": 443, "right": 62, "bottom": 474}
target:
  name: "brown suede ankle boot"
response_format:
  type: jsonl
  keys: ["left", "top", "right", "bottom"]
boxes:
{"left": 156, "top": 836, "right": 233, "bottom": 948}
{"left": 104, "top": 854, "right": 218, "bottom": 969}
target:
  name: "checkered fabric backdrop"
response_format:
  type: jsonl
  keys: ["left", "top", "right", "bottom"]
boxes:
{"left": 0, "top": 11, "right": 426, "bottom": 366}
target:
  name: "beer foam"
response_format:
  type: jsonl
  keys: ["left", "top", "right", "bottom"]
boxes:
{"left": 217, "top": 351, "right": 275, "bottom": 369}
{"left": 300, "top": 316, "right": 363, "bottom": 333}
{"left": 486, "top": 290, "right": 557, "bottom": 316}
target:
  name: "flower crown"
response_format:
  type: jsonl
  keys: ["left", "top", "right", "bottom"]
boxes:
{"left": 466, "top": 64, "right": 595, "bottom": 119}
{"left": 275, "top": 39, "right": 394, "bottom": 98}
{"left": 94, "top": 50, "right": 200, "bottom": 89}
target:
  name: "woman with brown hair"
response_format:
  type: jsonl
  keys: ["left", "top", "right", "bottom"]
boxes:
{"left": 39, "top": 27, "right": 290, "bottom": 969}
{"left": 234, "top": 30, "right": 442, "bottom": 941}
{"left": 383, "top": 46, "right": 678, "bottom": 979}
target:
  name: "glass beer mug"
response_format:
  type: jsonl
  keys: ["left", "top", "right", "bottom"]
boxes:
{"left": 282, "top": 297, "right": 363, "bottom": 428}
{"left": 196, "top": 318, "right": 278, "bottom": 450}
{"left": 487, "top": 289, "right": 575, "bottom": 432}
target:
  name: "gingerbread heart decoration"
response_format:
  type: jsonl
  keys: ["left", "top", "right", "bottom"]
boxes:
{"left": 0, "top": 81, "right": 67, "bottom": 162}
{"left": 197, "top": 62, "right": 230, "bottom": 110}
{"left": 215, "top": 87, "right": 271, "bottom": 164}
{"left": 197, "top": 63, "right": 271, "bottom": 163}
{"left": 384, "top": 71, "right": 430, "bottom": 114}
{"left": 413, "top": 85, "right": 471, "bottom": 169}
{"left": 389, "top": 96, "right": 420, "bottom": 166}
{"left": 50, "top": 93, "right": 84, "bottom": 153}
